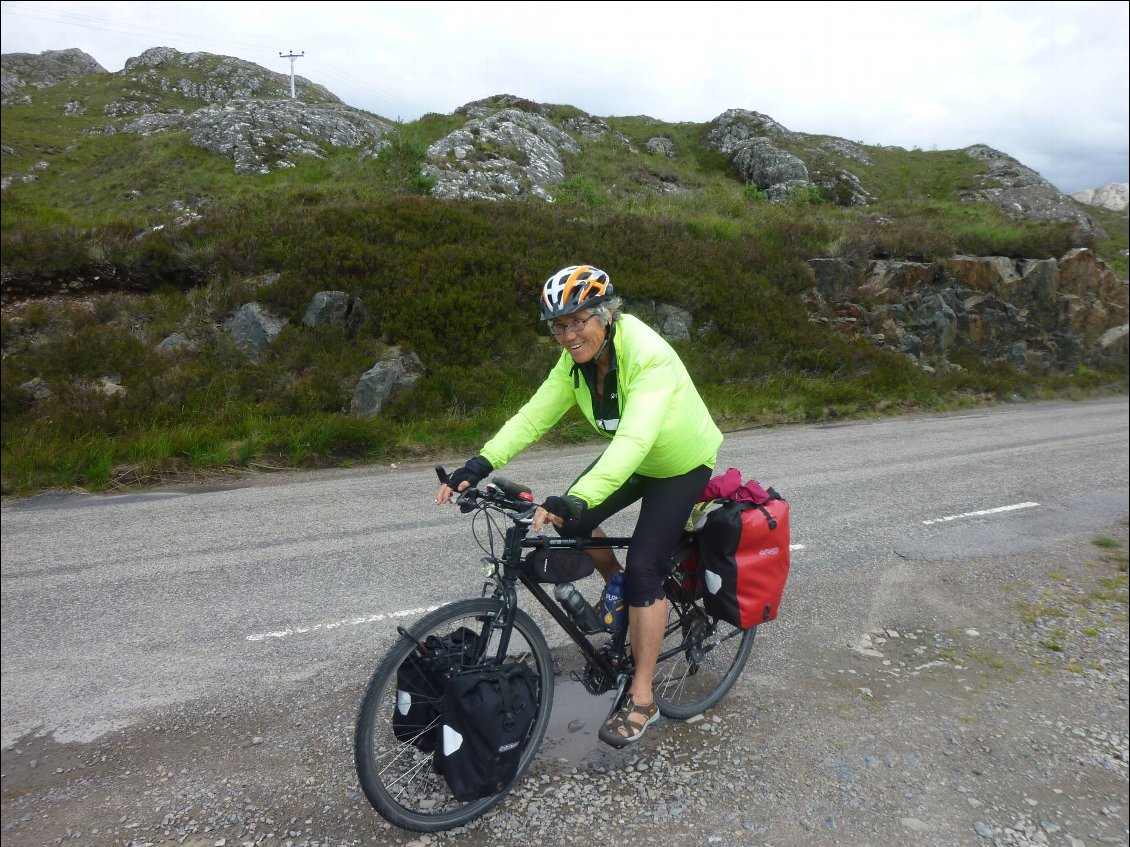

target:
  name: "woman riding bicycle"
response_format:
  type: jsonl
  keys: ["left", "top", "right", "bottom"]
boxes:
{"left": 435, "top": 264, "right": 723, "bottom": 747}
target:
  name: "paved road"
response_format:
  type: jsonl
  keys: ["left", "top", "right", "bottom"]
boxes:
{"left": 2, "top": 397, "right": 1127, "bottom": 749}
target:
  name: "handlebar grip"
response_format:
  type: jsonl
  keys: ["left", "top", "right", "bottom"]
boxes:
{"left": 435, "top": 465, "right": 450, "bottom": 485}
{"left": 492, "top": 476, "right": 534, "bottom": 501}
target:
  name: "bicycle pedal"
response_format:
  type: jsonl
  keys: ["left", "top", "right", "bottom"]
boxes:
{"left": 569, "top": 670, "right": 584, "bottom": 684}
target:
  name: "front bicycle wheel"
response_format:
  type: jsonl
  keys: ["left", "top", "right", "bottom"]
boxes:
{"left": 653, "top": 581, "right": 756, "bottom": 719}
{"left": 354, "top": 598, "right": 554, "bottom": 832}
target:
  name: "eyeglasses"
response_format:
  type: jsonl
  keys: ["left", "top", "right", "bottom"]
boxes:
{"left": 549, "top": 315, "right": 598, "bottom": 336}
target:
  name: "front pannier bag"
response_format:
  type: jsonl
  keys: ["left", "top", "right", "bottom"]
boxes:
{"left": 436, "top": 663, "right": 539, "bottom": 801}
{"left": 696, "top": 491, "right": 791, "bottom": 628}
{"left": 392, "top": 627, "right": 480, "bottom": 752}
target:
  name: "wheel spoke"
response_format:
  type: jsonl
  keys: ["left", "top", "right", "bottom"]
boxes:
{"left": 354, "top": 598, "right": 554, "bottom": 832}
{"left": 652, "top": 590, "right": 755, "bottom": 719}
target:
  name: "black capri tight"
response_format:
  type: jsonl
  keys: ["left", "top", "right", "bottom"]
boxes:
{"left": 560, "top": 464, "right": 712, "bottom": 607}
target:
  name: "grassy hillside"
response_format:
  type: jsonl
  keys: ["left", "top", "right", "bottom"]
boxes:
{"left": 1, "top": 73, "right": 1126, "bottom": 496}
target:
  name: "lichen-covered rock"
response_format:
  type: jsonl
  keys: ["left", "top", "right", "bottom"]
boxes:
{"left": 1070, "top": 182, "right": 1128, "bottom": 211}
{"left": 644, "top": 137, "right": 676, "bottom": 158}
{"left": 424, "top": 108, "right": 582, "bottom": 201}
{"left": 733, "top": 138, "right": 810, "bottom": 189}
{"left": 959, "top": 145, "right": 1106, "bottom": 240}
{"left": 1, "top": 48, "right": 106, "bottom": 96}
{"left": 118, "top": 99, "right": 393, "bottom": 174}
{"left": 707, "top": 109, "right": 791, "bottom": 155}
{"left": 707, "top": 109, "right": 873, "bottom": 206}
{"left": 121, "top": 47, "right": 339, "bottom": 105}
{"left": 820, "top": 138, "right": 873, "bottom": 165}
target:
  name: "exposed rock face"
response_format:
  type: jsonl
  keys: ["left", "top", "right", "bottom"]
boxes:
{"left": 350, "top": 351, "right": 425, "bottom": 416}
{"left": 303, "top": 291, "right": 369, "bottom": 337}
{"left": 1, "top": 49, "right": 106, "bottom": 96}
{"left": 705, "top": 109, "right": 874, "bottom": 206}
{"left": 121, "top": 47, "right": 339, "bottom": 105}
{"left": 708, "top": 109, "right": 792, "bottom": 154}
{"left": 959, "top": 145, "right": 1107, "bottom": 240}
{"left": 424, "top": 108, "right": 582, "bottom": 201}
{"left": 120, "top": 100, "right": 393, "bottom": 174}
{"left": 644, "top": 137, "right": 676, "bottom": 158}
{"left": 223, "top": 303, "right": 285, "bottom": 359}
{"left": 732, "top": 137, "right": 809, "bottom": 189}
{"left": 804, "top": 248, "right": 1128, "bottom": 371}
{"left": 625, "top": 300, "right": 693, "bottom": 342}
{"left": 1071, "top": 182, "right": 1129, "bottom": 212}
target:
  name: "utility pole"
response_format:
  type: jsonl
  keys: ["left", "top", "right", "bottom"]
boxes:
{"left": 279, "top": 50, "right": 304, "bottom": 100}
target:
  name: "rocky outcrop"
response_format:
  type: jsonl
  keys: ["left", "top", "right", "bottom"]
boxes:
{"left": 119, "top": 99, "right": 393, "bottom": 174}
{"left": 959, "top": 145, "right": 1107, "bottom": 240}
{"left": 121, "top": 47, "right": 339, "bottom": 105}
{"left": 804, "top": 248, "right": 1128, "bottom": 371}
{"left": 223, "top": 303, "right": 285, "bottom": 359}
{"left": 706, "top": 109, "right": 874, "bottom": 206}
{"left": 1, "top": 49, "right": 106, "bottom": 96}
{"left": 303, "top": 291, "right": 369, "bottom": 337}
{"left": 350, "top": 350, "right": 425, "bottom": 415}
{"left": 1071, "top": 182, "right": 1129, "bottom": 212}
{"left": 423, "top": 107, "right": 582, "bottom": 201}
{"left": 625, "top": 300, "right": 694, "bottom": 342}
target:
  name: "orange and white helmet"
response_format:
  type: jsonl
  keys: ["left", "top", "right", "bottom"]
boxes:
{"left": 539, "top": 265, "right": 614, "bottom": 321}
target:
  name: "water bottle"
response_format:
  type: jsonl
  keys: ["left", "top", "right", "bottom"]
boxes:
{"left": 553, "top": 583, "right": 603, "bottom": 633}
{"left": 601, "top": 572, "right": 626, "bottom": 633}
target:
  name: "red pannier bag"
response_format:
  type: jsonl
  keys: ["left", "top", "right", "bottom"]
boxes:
{"left": 695, "top": 491, "right": 791, "bottom": 628}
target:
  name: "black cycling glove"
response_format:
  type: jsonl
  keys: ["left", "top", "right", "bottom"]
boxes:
{"left": 447, "top": 455, "right": 493, "bottom": 490}
{"left": 542, "top": 494, "right": 586, "bottom": 522}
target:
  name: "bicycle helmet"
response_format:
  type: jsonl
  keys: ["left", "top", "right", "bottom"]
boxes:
{"left": 539, "top": 265, "right": 614, "bottom": 321}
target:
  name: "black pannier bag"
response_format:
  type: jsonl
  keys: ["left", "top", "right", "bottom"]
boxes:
{"left": 523, "top": 547, "right": 597, "bottom": 583}
{"left": 392, "top": 627, "right": 480, "bottom": 753}
{"left": 436, "top": 663, "right": 539, "bottom": 801}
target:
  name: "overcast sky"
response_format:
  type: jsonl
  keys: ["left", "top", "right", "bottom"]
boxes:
{"left": 2, "top": 0, "right": 1127, "bottom": 194}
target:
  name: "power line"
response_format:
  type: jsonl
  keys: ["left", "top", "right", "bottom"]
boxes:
{"left": 1, "top": 1, "right": 268, "bottom": 56}
{"left": 1, "top": 0, "right": 426, "bottom": 119}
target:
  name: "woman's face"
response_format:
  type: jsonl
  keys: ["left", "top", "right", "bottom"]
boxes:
{"left": 550, "top": 310, "right": 606, "bottom": 364}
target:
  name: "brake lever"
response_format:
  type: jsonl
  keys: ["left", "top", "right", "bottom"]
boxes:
{"left": 455, "top": 489, "right": 478, "bottom": 513}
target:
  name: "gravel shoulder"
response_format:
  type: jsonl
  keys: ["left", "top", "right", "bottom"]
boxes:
{"left": 2, "top": 521, "right": 1127, "bottom": 847}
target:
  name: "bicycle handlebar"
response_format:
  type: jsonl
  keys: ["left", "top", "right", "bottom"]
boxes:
{"left": 436, "top": 465, "right": 537, "bottom": 516}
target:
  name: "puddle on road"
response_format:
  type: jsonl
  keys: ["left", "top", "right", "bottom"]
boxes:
{"left": 539, "top": 677, "right": 618, "bottom": 765}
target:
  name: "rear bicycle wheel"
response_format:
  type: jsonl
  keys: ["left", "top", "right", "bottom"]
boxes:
{"left": 652, "top": 581, "right": 755, "bottom": 719}
{"left": 353, "top": 598, "right": 554, "bottom": 832}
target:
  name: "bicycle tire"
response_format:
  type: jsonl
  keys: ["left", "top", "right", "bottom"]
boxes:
{"left": 354, "top": 598, "right": 554, "bottom": 832}
{"left": 652, "top": 579, "right": 756, "bottom": 719}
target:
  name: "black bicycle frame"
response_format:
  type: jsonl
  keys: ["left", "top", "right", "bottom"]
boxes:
{"left": 485, "top": 521, "right": 634, "bottom": 676}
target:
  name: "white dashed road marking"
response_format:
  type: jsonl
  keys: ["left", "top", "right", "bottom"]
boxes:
{"left": 249, "top": 545, "right": 809, "bottom": 642}
{"left": 922, "top": 502, "right": 1040, "bottom": 526}
{"left": 247, "top": 606, "right": 441, "bottom": 642}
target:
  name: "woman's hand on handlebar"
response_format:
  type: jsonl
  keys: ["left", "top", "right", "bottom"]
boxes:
{"left": 533, "top": 494, "right": 583, "bottom": 532}
{"left": 531, "top": 506, "right": 564, "bottom": 534}
{"left": 434, "top": 456, "right": 493, "bottom": 505}
{"left": 435, "top": 479, "right": 469, "bottom": 505}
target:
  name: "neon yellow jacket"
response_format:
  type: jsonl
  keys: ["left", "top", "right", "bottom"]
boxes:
{"left": 481, "top": 313, "right": 723, "bottom": 507}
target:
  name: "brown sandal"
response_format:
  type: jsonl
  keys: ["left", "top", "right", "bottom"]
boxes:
{"left": 599, "top": 695, "right": 660, "bottom": 748}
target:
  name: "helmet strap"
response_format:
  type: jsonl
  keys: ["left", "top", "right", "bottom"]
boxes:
{"left": 591, "top": 324, "right": 614, "bottom": 366}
